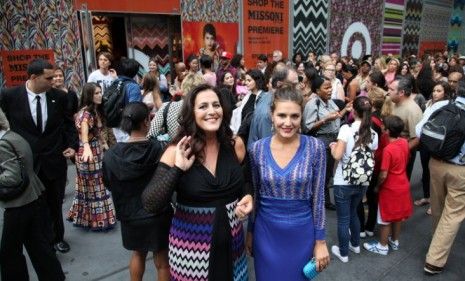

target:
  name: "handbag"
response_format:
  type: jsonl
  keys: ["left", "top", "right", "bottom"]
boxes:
{"left": 0, "top": 139, "right": 30, "bottom": 201}
{"left": 156, "top": 101, "right": 173, "bottom": 148}
{"left": 303, "top": 258, "right": 319, "bottom": 279}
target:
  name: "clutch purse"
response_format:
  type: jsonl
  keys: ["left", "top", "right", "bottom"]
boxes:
{"left": 303, "top": 258, "right": 319, "bottom": 279}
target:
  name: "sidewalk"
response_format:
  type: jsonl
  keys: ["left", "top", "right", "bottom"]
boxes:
{"left": 3, "top": 158, "right": 464, "bottom": 280}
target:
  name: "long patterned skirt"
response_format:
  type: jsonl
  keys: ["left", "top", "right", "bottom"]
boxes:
{"left": 67, "top": 139, "right": 116, "bottom": 231}
{"left": 169, "top": 200, "right": 248, "bottom": 281}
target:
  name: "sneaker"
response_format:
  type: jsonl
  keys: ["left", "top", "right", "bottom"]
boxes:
{"left": 424, "top": 262, "right": 443, "bottom": 275}
{"left": 363, "top": 241, "right": 389, "bottom": 256}
{"left": 388, "top": 237, "right": 399, "bottom": 251}
{"left": 365, "top": 230, "right": 374, "bottom": 237}
{"left": 349, "top": 242, "right": 360, "bottom": 254}
{"left": 360, "top": 232, "right": 366, "bottom": 238}
{"left": 331, "top": 245, "right": 349, "bottom": 263}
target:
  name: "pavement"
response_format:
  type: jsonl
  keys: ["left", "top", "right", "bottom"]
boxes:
{"left": 1, "top": 155, "right": 464, "bottom": 281}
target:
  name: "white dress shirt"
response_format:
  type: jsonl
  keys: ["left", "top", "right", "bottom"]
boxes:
{"left": 26, "top": 81, "right": 48, "bottom": 130}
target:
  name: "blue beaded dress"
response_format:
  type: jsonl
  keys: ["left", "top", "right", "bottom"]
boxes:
{"left": 249, "top": 135, "right": 326, "bottom": 281}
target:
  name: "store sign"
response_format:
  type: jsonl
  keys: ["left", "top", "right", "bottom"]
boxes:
{"left": 243, "top": 0, "right": 289, "bottom": 69}
{"left": 0, "top": 49, "right": 55, "bottom": 87}
{"left": 74, "top": 0, "right": 180, "bottom": 14}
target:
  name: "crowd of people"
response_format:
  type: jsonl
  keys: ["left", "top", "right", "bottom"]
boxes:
{"left": 0, "top": 46, "right": 465, "bottom": 281}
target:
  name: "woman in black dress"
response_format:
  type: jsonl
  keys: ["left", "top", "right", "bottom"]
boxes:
{"left": 103, "top": 102, "right": 172, "bottom": 281}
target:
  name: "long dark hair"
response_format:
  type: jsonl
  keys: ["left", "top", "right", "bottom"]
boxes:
{"left": 79, "top": 82, "right": 103, "bottom": 121}
{"left": 353, "top": 96, "right": 372, "bottom": 147}
{"left": 172, "top": 84, "right": 234, "bottom": 162}
{"left": 246, "top": 68, "right": 267, "bottom": 92}
{"left": 120, "top": 102, "right": 149, "bottom": 134}
{"left": 218, "top": 71, "right": 237, "bottom": 96}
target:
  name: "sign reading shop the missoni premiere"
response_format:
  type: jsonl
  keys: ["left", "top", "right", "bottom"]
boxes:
{"left": 0, "top": 49, "right": 55, "bottom": 87}
{"left": 243, "top": 0, "right": 289, "bottom": 69}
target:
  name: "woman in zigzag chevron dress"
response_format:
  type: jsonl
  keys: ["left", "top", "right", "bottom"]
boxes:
{"left": 142, "top": 84, "right": 253, "bottom": 281}
{"left": 247, "top": 86, "right": 330, "bottom": 280}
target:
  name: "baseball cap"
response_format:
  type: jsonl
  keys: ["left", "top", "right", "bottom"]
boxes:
{"left": 220, "top": 51, "right": 233, "bottom": 60}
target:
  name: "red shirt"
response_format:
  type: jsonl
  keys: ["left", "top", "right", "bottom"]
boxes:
{"left": 379, "top": 138, "right": 412, "bottom": 222}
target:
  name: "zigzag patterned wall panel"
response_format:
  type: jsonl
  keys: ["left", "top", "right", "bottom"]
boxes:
{"left": 92, "top": 16, "right": 113, "bottom": 55}
{"left": 401, "top": 0, "right": 423, "bottom": 56}
{"left": 381, "top": 0, "right": 405, "bottom": 56}
{"left": 329, "top": 0, "right": 384, "bottom": 59}
{"left": 129, "top": 19, "right": 171, "bottom": 75}
{"left": 419, "top": 0, "right": 453, "bottom": 55}
{"left": 447, "top": 0, "right": 465, "bottom": 54}
{"left": 0, "top": 0, "right": 84, "bottom": 92}
{"left": 293, "top": 0, "right": 329, "bottom": 56}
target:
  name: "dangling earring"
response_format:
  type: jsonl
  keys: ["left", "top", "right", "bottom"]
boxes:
{"left": 271, "top": 122, "right": 275, "bottom": 134}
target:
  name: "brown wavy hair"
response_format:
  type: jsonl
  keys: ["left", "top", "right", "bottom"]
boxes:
{"left": 171, "top": 84, "right": 234, "bottom": 162}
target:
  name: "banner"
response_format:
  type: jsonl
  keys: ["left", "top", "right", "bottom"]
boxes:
{"left": 0, "top": 49, "right": 55, "bottom": 87}
{"left": 243, "top": 0, "right": 289, "bottom": 69}
{"left": 182, "top": 21, "right": 239, "bottom": 63}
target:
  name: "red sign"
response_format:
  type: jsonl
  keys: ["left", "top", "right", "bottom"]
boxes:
{"left": 74, "top": 0, "right": 180, "bottom": 14}
{"left": 0, "top": 49, "right": 55, "bottom": 87}
{"left": 182, "top": 21, "right": 239, "bottom": 62}
{"left": 243, "top": 0, "right": 289, "bottom": 69}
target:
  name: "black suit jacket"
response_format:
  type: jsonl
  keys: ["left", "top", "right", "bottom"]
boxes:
{"left": 0, "top": 85, "right": 78, "bottom": 179}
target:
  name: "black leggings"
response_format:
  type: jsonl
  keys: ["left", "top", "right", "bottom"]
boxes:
{"left": 357, "top": 176, "right": 378, "bottom": 232}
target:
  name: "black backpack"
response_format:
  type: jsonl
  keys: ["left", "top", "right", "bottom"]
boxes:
{"left": 420, "top": 101, "right": 465, "bottom": 159}
{"left": 102, "top": 77, "right": 133, "bottom": 128}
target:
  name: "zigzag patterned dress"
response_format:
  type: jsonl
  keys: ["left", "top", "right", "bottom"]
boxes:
{"left": 169, "top": 145, "right": 248, "bottom": 281}
{"left": 249, "top": 135, "right": 326, "bottom": 281}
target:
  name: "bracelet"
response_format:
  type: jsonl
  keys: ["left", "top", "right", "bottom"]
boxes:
{"left": 82, "top": 141, "right": 89, "bottom": 144}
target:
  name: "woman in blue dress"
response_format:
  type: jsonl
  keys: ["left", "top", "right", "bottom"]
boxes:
{"left": 247, "top": 86, "right": 330, "bottom": 280}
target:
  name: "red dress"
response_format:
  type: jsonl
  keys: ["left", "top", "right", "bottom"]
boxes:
{"left": 379, "top": 138, "right": 413, "bottom": 222}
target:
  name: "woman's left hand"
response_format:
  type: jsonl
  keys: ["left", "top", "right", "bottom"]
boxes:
{"left": 314, "top": 240, "right": 330, "bottom": 272}
{"left": 235, "top": 194, "right": 253, "bottom": 220}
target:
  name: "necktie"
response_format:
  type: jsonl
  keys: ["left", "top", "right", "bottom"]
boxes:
{"left": 36, "top": 96, "right": 42, "bottom": 132}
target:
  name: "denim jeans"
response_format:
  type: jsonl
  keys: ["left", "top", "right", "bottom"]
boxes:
{"left": 334, "top": 185, "right": 367, "bottom": 256}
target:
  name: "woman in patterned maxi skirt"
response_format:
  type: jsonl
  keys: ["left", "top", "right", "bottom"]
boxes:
{"left": 67, "top": 82, "right": 116, "bottom": 231}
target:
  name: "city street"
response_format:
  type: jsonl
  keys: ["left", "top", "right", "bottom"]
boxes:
{"left": 1, "top": 155, "right": 464, "bottom": 281}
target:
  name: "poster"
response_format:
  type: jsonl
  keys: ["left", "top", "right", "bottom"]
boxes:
{"left": 182, "top": 21, "right": 239, "bottom": 62}
{"left": 0, "top": 49, "right": 55, "bottom": 87}
{"left": 243, "top": 0, "right": 289, "bottom": 69}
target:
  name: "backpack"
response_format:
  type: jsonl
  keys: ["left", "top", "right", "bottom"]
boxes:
{"left": 102, "top": 77, "right": 133, "bottom": 128}
{"left": 420, "top": 101, "right": 465, "bottom": 159}
{"left": 342, "top": 126, "right": 375, "bottom": 186}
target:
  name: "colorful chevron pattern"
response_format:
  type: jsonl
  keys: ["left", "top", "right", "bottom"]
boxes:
{"left": 92, "top": 16, "right": 113, "bottom": 54}
{"left": 293, "top": 0, "right": 329, "bottom": 56}
{"left": 130, "top": 20, "right": 171, "bottom": 75}
{"left": 381, "top": 0, "right": 405, "bottom": 56}
{"left": 0, "top": 0, "right": 84, "bottom": 92}
{"left": 169, "top": 201, "right": 247, "bottom": 281}
{"left": 401, "top": 0, "right": 423, "bottom": 56}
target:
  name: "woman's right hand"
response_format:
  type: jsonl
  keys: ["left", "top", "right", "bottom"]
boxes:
{"left": 81, "top": 145, "right": 93, "bottom": 162}
{"left": 246, "top": 232, "right": 253, "bottom": 256}
{"left": 325, "top": 112, "right": 340, "bottom": 122}
{"left": 174, "top": 136, "right": 195, "bottom": 171}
